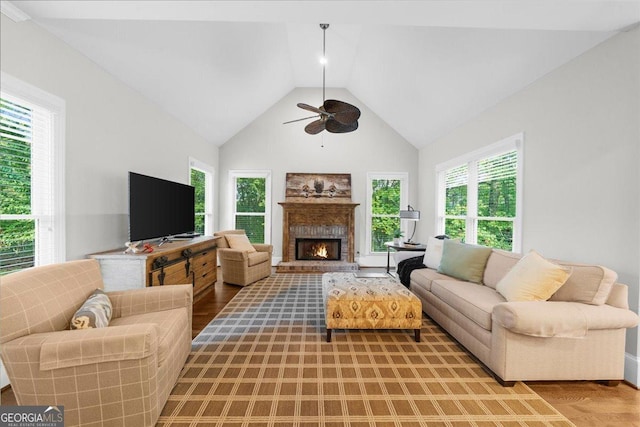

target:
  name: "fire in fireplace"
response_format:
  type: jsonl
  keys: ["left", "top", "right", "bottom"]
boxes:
{"left": 295, "top": 238, "right": 341, "bottom": 261}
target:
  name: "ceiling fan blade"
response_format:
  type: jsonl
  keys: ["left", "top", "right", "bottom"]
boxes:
{"left": 283, "top": 115, "right": 319, "bottom": 125}
{"left": 323, "top": 99, "right": 361, "bottom": 125}
{"left": 304, "top": 119, "right": 326, "bottom": 135}
{"left": 325, "top": 119, "right": 358, "bottom": 134}
{"left": 297, "top": 103, "right": 330, "bottom": 116}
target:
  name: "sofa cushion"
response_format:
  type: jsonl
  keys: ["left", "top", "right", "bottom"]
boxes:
{"left": 409, "top": 268, "right": 453, "bottom": 292}
{"left": 483, "top": 250, "right": 522, "bottom": 290}
{"left": 70, "top": 289, "right": 112, "bottom": 330}
{"left": 430, "top": 280, "right": 506, "bottom": 330}
{"left": 225, "top": 233, "right": 257, "bottom": 253}
{"left": 550, "top": 263, "right": 617, "bottom": 305}
{"left": 496, "top": 251, "right": 572, "bottom": 302}
{"left": 437, "top": 240, "right": 493, "bottom": 284}
{"left": 110, "top": 307, "right": 188, "bottom": 366}
{"left": 247, "top": 251, "right": 270, "bottom": 267}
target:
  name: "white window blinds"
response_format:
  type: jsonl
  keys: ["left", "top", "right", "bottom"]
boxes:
{"left": 1, "top": 93, "right": 59, "bottom": 274}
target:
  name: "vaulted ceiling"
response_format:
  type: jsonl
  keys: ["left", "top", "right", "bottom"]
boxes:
{"left": 5, "top": 1, "right": 639, "bottom": 148}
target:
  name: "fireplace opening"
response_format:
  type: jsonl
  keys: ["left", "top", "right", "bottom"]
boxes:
{"left": 296, "top": 238, "right": 341, "bottom": 261}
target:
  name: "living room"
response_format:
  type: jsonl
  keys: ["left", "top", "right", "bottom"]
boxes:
{"left": 1, "top": 1, "right": 639, "bottom": 426}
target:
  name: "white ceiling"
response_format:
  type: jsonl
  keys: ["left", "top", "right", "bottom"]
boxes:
{"left": 5, "top": 1, "right": 640, "bottom": 148}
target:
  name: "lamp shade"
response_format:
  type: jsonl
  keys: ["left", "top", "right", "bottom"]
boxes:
{"left": 399, "top": 210, "right": 420, "bottom": 220}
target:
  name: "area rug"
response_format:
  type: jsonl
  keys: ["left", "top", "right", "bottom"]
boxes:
{"left": 158, "top": 274, "right": 574, "bottom": 426}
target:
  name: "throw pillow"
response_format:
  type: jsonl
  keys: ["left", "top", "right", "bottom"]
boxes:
{"left": 422, "top": 236, "right": 445, "bottom": 269}
{"left": 225, "top": 233, "right": 257, "bottom": 253}
{"left": 437, "top": 240, "right": 493, "bottom": 284}
{"left": 550, "top": 263, "right": 617, "bottom": 305}
{"left": 70, "top": 289, "right": 112, "bottom": 329}
{"left": 496, "top": 250, "right": 572, "bottom": 302}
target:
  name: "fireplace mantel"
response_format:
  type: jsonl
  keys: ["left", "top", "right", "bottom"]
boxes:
{"left": 279, "top": 202, "right": 359, "bottom": 263}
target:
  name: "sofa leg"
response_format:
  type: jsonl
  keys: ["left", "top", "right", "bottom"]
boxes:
{"left": 597, "top": 380, "right": 620, "bottom": 387}
{"left": 495, "top": 376, "right": 516, "bottom": 387}
{"left": 414, "top": 329, "right": 420, "bottom": 342}
{"left": 326, "top": 329, "right": 332, "bottom": 343}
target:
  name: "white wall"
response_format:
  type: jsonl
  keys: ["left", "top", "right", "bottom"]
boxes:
{"left": 418, "top": 28, "right": 640, "bottom": 384}
{"left": 0, "top": 14, "right": 219, "bottom": 261}
{"left": 219, "top": 87, "right": 419, "bottom": 266}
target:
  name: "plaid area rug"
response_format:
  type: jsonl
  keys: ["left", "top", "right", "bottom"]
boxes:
{"left": 158, "top": 274, "right": 574, "bottom": 426}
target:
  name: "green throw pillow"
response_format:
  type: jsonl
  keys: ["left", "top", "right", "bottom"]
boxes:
{"left": 437, "top": 240, "right": 493, "bottom": 284}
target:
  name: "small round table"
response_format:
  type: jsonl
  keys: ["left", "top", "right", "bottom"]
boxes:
{"left": 384, "top": 241, "right": 427, "bottom": 273}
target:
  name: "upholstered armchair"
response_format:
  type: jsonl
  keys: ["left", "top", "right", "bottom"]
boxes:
{"left": 0, "top": 259, "right": 192, "bottom": 427}
{"left": 214, "top": 229, "right": 273, "bottom": 286}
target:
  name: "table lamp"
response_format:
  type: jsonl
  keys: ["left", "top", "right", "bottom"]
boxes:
{"left": 399, "top": 205, "right": 420, "bottom": 244}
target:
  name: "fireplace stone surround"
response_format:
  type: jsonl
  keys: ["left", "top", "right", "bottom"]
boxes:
{"left": 277, "top": 201, "right": 359, "bottom": 273}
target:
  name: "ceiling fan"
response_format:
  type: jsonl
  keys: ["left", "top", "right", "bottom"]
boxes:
{"left": 284, "top": 24, "right": 361, "bottom": 135}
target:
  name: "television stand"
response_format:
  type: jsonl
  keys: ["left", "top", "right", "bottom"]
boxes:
{"left": 89, "top": 236, "right": 221, "bottom": 299}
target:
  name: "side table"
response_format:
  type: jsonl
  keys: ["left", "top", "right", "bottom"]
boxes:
{"left": 384, "top": 241, "right": 427, "bottom": 274}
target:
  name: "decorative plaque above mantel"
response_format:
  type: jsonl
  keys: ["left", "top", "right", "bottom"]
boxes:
{"left": 285, "top": 173, "right": 351, "bottom": 202}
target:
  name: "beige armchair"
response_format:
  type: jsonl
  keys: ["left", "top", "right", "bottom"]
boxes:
{"left": 214, "top": 229, "right": 273, "bottom": 286}
{"left": 0, "top": 259, "right": 192, "bottom": 427}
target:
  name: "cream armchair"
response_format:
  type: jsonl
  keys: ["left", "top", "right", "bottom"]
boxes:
{"left": 214, "top": 229, "right": 273, "bottom": 286}
{"left": 0, "top": 259, "right": 192, "bottom": 427}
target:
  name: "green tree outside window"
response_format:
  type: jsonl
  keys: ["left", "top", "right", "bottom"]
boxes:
{"left": 235, "top": 177, "right": 266, "bottom": 243}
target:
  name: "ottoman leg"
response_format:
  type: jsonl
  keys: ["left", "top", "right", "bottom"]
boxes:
{"left": 327, "top": 329, "right": 332, "bottom": 343}
{"left": 414, "top": 329, "right": 420, "bottom": 343}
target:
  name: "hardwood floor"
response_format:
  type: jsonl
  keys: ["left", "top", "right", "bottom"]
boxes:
{"left": 2, "top": 270, "right": 638, "bottom": 426}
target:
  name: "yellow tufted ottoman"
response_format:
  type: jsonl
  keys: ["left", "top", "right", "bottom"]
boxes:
{"left": 322, "top": 272, "right": 422, "bottom": 342}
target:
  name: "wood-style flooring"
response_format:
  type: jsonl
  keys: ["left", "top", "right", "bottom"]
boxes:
{"left": 2, "top": 270, "right": 638, "bottom": 426}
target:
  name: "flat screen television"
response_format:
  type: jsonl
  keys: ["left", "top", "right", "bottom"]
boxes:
{"left": 128, "top": 172, "right": 195, "bottom": 242}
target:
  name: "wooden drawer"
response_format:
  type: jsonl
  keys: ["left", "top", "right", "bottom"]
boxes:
{"left": 149, "top": 261, "right": 192, "bottom": 287}
{"left": 193, "top": 263, "right": 216, "bottom": 295}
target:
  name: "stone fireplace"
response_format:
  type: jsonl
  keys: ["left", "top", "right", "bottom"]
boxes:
{"left": 278, "top": 173, "right": 359, "bottom": 273}
{"left": 277, "top": 202, "right": 359, "bottom": 272}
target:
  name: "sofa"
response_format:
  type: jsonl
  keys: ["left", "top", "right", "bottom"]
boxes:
{"left": 408, "top": 238, "right": 639, "bottom": 386}
{"left": 214, "top": 229, "right": 273, "bottom": 286}
{"left": 0, "top": 259, "right": 193, "bottom": 426}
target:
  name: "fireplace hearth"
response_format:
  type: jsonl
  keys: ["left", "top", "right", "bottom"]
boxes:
{"left": 296, "top": 238, "right": 341, "bottom": 261}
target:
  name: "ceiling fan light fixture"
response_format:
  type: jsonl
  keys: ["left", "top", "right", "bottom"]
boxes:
{"left": 283, "top": 23, "right": 361, "bottom": 136}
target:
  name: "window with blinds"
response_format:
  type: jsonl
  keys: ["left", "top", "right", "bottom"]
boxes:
{"left": 1, "top": 84, "right": 64, "bottom": 275}
{"left": 437, "top": 134, "right": 522, "bottom": 252}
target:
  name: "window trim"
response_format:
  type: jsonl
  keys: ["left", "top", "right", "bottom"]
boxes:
{"left": 366, "top": 172, "right": 409, "bottom": 255}
{"left": 189, "top": 157, "right": 214, "bottom": 236}
{"left": 228, "top": 170, "right": 272, "bottom": 243}
{"left": 1, "top": 71, "right": 66, "bottom": 265}
{"left": 435, "top": 133, "right": 523, "bottom": 252}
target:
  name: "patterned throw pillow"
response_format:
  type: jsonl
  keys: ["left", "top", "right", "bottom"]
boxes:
{"left": 70, "top": 289, "right": 113, "bottom": 329}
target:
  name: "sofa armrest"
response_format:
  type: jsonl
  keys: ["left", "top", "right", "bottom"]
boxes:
{"left": 218, "top": 248, "right": 250, "bottom": 261}
{"left": 1, "top": 324, "right": 158, "bottom": 371}
{"left": 253, "top": 244, "right": 273, "bottom": 254}
{"left": 493, "top": 301, "right": 640, "bottom": 338}
{"left": 108, "top": 284, "right": 193, "bottom": 319}
{"left": 493, "top": 302, "right": 588, "bottom": 338}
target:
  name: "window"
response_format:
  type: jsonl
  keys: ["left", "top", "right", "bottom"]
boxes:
{"left": 0, "top": 73, "right": 65, "bottom": 275}
{"left": 367, "top": 173, "right": 408, "bottom": 253}
{"left": 189, "top": 158, "right": 214, "bottom": 236}
{"left": 230, "top": 171, "right": 271, "bottom": 244}
{"left": 436, "top": 133, "right": 523, "bottom": 252}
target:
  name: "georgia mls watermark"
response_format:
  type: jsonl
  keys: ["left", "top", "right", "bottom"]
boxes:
{"left": 0, "top": 406, "right": 64, "bottom": 427}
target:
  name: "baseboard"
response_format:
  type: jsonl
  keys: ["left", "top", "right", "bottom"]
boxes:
{"left": 624, "top": 351, "right": 639, "bottom": 387}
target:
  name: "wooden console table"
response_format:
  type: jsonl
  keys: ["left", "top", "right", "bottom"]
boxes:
{"left": 89, "top": 236, "right": 220, "bottom": 298}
